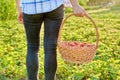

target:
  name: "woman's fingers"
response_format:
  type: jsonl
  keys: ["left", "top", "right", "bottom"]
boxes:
{"left": 73, "top": 5, "right": 86, "bottom": 17}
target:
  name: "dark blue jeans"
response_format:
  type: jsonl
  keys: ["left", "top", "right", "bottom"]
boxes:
{"left": 22, "top": 5, "right": 64, "bottom": 80}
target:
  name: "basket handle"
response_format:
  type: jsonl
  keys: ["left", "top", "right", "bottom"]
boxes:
{"left": 58, "top": 13, "right": 99, "bottom": 49}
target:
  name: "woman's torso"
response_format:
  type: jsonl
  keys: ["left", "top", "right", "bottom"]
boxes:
{"left": 20, "top": 0, "right": 64, "bottom": 14}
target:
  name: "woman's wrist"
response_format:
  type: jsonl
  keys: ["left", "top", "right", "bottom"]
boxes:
{"left": 16, "top": 0, "right": 21, "bottom": 12}
{"left": 17, "top": 7, "right": 22, "bottom": 12}
{"left": 72, "top": 4, "right": 80, "bottom": 9}
{"left": 69, "top": 0, "right": 80, "bottom": 8}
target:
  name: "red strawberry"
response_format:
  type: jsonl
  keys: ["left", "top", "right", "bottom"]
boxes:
{"left": 68, "top": 42, "right": 78, "bottom": 47}
{"left": 79, "top": 42, "right": 87, "bottom": 47}
{"left": 73, "top": 42, "right": 78, "bottom": 46}
{"left": 87, "top": 44, "right": 91, "bottom": 47}
{"left": 80, "top": 43, "right": 85, "bottom": 47}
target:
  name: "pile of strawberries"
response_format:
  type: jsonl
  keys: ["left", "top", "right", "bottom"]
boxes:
{"left": 61, "top": 41, "right": 95, "bottom": 48}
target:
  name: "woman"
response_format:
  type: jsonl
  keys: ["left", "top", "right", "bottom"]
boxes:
{"left": 15, "top": 0, "right": 86, "bottom": 80}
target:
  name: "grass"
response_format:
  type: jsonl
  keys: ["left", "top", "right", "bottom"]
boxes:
{"left": 0, "top": 6, "right": 120, "bottom": 80}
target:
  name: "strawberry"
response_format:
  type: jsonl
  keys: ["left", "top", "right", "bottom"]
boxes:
{"left": 80, "top": 43, "right": 85, "bottom": 47}
{"left": 68, "top": 42, "right": 78, "bottom": 47}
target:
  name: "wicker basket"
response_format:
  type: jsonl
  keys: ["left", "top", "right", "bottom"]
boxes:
{"left": 57, "top": 14, "right": 99, "bottom": 64}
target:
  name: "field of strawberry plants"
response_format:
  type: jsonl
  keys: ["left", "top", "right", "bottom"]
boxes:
{"left": 0, "top": 5, "right": 120, "bottom": 80}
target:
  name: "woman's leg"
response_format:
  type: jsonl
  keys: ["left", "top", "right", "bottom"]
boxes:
{"left": 43, "top": 5, "right": 64, "bottom": 80}
{"left": 23, "top": 13, "right": 43, "bottom": 80}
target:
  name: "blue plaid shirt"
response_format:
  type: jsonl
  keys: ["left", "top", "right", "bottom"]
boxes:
{"left": 20, "top": 0, "right": 64, "bottom": 14}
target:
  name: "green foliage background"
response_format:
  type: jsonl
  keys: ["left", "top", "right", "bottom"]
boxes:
{"left": 0, "top": 0, "right": 16, "bottom": 20}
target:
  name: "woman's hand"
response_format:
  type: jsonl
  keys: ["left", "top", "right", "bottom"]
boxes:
{"left": 73, "top": 4, "right": 86, "bottom": 17}
{"left": 17, "top": 9, "right": 23, "bottom": 24}
{"left": 69, "top": 0, "right": 87, "bottom": 17}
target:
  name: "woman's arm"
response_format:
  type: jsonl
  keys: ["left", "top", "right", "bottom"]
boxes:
{"left": 15, "top": 0, "right": 23, "bottom": 23}
{"left": 69, "top": 0, "right": 86, "bottom": 17}
{"left": 15, "top": 0, "right": 21, "bottom": 11}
